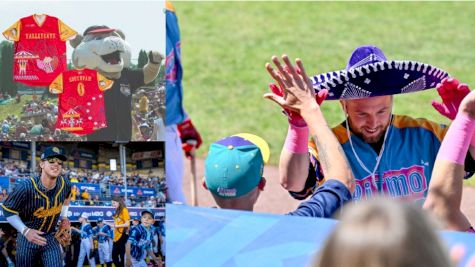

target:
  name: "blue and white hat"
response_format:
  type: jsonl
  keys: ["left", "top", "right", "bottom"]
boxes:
{"left": 312, "top": 45, "right": 450, "bottom": 100}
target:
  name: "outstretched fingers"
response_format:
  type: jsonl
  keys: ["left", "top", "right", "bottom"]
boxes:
{"left": 295, "top": 58, "right": 313, "bottom": 90}
{"left": 272, "top": 56, "right": 292, "bottom": 83}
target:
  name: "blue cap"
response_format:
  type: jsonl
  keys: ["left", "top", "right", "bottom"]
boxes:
{"left": 40, "top": 147, "right": 67, "bottom": 161}
{"left": 97, "top": 217, "right": 104, "bottom": 222}
{"left": 141, "top": 209, "right": 154, "bottom": 217}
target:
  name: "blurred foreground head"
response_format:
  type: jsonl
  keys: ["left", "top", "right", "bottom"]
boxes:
{"left": 313, "top": 198, "right": 452, "bottom": 267}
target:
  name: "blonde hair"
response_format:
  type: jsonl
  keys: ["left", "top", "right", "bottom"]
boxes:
{"left": 313, "top": 198, "right": 453, "bottom": 267}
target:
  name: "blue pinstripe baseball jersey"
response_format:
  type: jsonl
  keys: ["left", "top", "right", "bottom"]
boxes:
{"left": 95, "top": 224, "right": 112, "bottom": 243}
{"left": 1, "top": 175, "right": 71, "bottom": 233}
{"left": 307, "top": 115, "right": 450, "bottom": 201}
{"left": 80, "top": 223, "right": 94, "bottom": 239}
{"left": 128, "top": 224, "right": 152, "bottom": 260}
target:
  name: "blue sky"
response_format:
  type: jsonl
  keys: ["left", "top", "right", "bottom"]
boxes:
{"left": 0, "top": 0, "right": 166, "bottom": 62}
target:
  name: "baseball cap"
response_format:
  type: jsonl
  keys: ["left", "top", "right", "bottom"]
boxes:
{"left": 40, "top": 147, "right": 67, "bottom": 161}
{"left": 97, "top": 217, "right": 104, "bottom": 223}
{"left": 83, "top": 25, "right": 116, "bottom": 35}
{"left": 141, "top": 209, "right": 154, "bottom": 217}
{"left": 80, "top": 213, "right": 88, "bottom": 219}
{"left": 204, "top": 133, "right": 270, "bottom": 199}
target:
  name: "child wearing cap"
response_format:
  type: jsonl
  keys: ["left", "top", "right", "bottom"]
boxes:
{"left": 125, "top": 210, "right": 161, "bottom": 267}
{"left": 72, "top": 213, "right": 96, "bottom": 267}
{"left": 94, "top": 218, "right": 113, "bottom": 267}
{"left": 204, "top": 132, "right": 354, "bottom": 217}
{"left": 203, "top": 133, "right": 270, "bottom": 211}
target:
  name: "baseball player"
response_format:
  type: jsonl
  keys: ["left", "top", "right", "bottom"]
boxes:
{"left": 0, "top": 146, "right": 72, "bottom": 267}
{"left": 94, "top": 218, "right": 113, "bottom": 267}
{"left": 72, "top": 213, "right": 96, "bottom": 267}
{"left": 125, "top": 210, "right": 160, "bottom": 267}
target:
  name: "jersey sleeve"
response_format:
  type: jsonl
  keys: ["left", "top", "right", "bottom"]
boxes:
{"left": 1, "top": 181, "right": 27, "bottom": 217}
{"left": 58, "top": 19, "right": 77, "bottom": 41}
{"left": 287, "top": 179, "right": 352, "bottom": 218}
{"left": 127, "top": 227, "right": 140, "bottom": 245}
{"left": 2, "top": 20, "right": 21, "bottom": 41}
{"left": 49, "top": 73, "right": 64, "bottom": 94}
{"left": 97, "top": 73, "right": 114, "bottom": 91}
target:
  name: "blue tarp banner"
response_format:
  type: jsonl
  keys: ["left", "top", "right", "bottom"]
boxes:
{"left": 72, "top": 183, "right": 101, "bottom": 195}
{"left": 109, "top": 185, "right": 156, "bottom": 197}
{"left": 0, "top": 206, "right": 165, "bottom": 222}
{"left": 0, "top": 177, "right": 10, "bottom": 191}
{"left": 168, "top": 204, "right": 475, "bottom": 267}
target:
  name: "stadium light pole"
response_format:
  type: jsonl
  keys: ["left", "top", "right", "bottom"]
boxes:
{"left": 31, "top": 141, "right": 36, "bottom": 175}
{"left": 119, "top": 143, "right": 127, "bottom": 201}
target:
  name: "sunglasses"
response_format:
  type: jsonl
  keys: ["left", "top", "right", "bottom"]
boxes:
{"left": 46, "top": 158, "right": 63, "bottom": 166}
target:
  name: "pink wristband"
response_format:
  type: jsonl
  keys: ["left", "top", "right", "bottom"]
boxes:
{"left": 284, "top": 124, "right": 309, "bottom": 153}
{"left": 437, "top": 113, "right": 475, "bottom": 164}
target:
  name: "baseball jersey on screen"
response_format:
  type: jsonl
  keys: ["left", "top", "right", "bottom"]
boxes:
{"left": 1, "top": 175, "right": 72, "bottom": 233}
{"left": 49, "top": 68, "right": 113, "bottom": 135}
{"left": 2, "top": 14, "right": 77, "bottom": 86}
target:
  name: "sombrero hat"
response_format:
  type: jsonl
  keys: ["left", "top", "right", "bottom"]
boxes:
{"left": 312, "top": 45, "right": 450, "bottom": 100}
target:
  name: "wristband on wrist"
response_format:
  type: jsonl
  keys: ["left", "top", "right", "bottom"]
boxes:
{"left": 22, "top": 227, "right": 31, "bottom": 236}
{"left": 284, "top": 124, "right": 309, "bottom": 153}
{"left": 438, "top": 112, "right": 475, "bottom": 164}
{"left": 60, "top": 205, "right": 69, "bottom": 218}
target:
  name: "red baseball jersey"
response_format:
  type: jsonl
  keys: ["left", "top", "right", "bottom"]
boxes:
{"left": 50, "top": 69, "right": 113, "bottom": 135}
{"left": 3, "top": 14, "right": 77, "bottom": 86}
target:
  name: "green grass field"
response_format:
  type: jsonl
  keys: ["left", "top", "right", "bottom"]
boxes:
{"left": 174, "top": 2, "right": 475, "bottom": 184}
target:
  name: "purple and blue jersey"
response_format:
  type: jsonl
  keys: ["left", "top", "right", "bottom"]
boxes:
{"left": 301, "top": 115, "right": 474, "bottom": 202}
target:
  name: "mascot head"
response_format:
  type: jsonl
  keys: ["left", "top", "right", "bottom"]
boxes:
{"left": 71, "top": 25, "right": 132, "bottom": 79}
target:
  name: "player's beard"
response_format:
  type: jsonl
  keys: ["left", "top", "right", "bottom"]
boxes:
{"left": 355, "top": 126, "right": 387, "bottom": 144}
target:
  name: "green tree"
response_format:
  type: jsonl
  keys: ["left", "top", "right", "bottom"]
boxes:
{"left": 137, "top": 49, "right": 148, "bottom": 69}
{"left": 0, "top": 41, "right": 17, "bottom": 96}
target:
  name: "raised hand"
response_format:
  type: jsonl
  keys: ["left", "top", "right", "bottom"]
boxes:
{"left": 432, "top": 78, "right": 471, "bottom": 120}
{"left": 264, "top": 55, "right": 327, "bottom": 119}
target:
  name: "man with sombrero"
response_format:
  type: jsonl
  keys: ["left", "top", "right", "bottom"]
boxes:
{"left": 265, "top": 45, "right": 475, "bottom": 202}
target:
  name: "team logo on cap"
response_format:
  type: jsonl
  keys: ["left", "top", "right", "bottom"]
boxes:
{"left": 217, "top": 187, "right": 237, "bottom": 197}
{"left": 53, "top": 147, "right": 60, "bottom": 153}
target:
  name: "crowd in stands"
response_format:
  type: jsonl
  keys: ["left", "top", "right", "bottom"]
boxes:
{"left": 0, "top": 99, "right": 83, "bottom": 141}
{"left": 133, "top": 86, "right": 166, "bottom": 141}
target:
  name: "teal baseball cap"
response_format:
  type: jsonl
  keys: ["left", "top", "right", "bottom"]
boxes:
{"left": 204, "top": 133, "right": 270, "bottom": 199}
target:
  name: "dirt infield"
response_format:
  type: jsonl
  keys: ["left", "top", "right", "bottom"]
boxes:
{"left": 182, "top": 157, "right": 475, "bottom": 223}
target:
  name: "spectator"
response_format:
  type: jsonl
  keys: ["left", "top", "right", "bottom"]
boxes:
{"left": 81, "top": 188, "right": 90, "bottom": 201}
{"left": 0, "top": 189, "right": 8, "bottom": 202}
{"left": 70, "top": 185, "right": 79, "bottom": 201}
